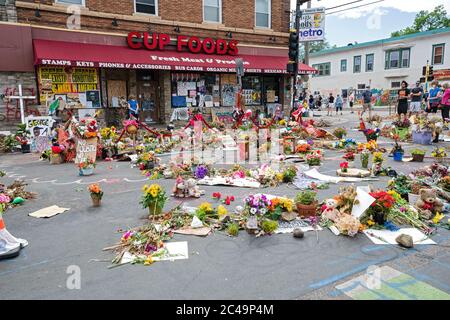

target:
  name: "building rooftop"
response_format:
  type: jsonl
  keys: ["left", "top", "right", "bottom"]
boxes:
{"left": 310, "top": 27, "right": 450, "bottom": 57}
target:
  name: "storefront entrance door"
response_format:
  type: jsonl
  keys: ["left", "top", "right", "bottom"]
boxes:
{"left": 137, "top": 80, "right": 159, "bottom": 124}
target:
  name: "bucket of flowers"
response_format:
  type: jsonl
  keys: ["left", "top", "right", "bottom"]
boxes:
{"left": 392, "top": 118, "right": 410, "bottom": 140}
{"left": 363, "top": 128, "right": 380, "bottom": 142}
{"left": 78, "top": 158, "right": 96, "bottom": 176}
{"left": 431, "top": 147, "right": 447, "bottom": 163}
{"left": 367, "top": 190, "right": 396, "bottom": 225}
{"left": 391, "top": 141, "right": 404, "bottom": 161}
{"left": 360, "top": 149, "right": 370, "bottom": 169}
{"left": 50, "top": 142, "right": 65, "bottom": 164}
{"left": 88, "top": 183, "right": 103, "bottom": 207}
{"left": 306, "top": 150, "right": 322, "bottom": 167}
{"left": 141, "top": 184, "right": 168, "bottom": 218}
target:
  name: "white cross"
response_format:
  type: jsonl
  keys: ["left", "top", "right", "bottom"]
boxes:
{"left": 9, "top": 84, "right": 36, "bottom": 124}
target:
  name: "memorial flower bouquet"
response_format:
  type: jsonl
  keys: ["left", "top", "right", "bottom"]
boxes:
{"left": 306, "top": 150, "right": 322, "bottom": 166}
{"left": 340, "top": 162, "right": 349, "bottom": 173}
{"left": 141, "top": 184, "right": 168, "bottom": 217}
{"left": 88, "top": 183, "right": 103, "bottom": 207}
{"left": 75, "top": 119, "right": 99, "bottom": 139}
{"left": 244, "top": 194, "right": 271, "bottom": 215}
{"left": 363, "top": 128, "right": 380, "bottom": 141}
{"left": 78, "top": 158, "right": 96, "bottom": 170}
{"left": 0, "top": 193, "right": 11, "bottom": 213}
{"left": 343, "top": 151, "right": 355, "bottom": 162}
{"left": 295, "top": 143, "right": 311, "bottom": 154}
{"left": 333, "top": 127, "right": 347, "bottom": 139}
{"left": 366, "top": 190, "right": 396, "bottom": 225}
{"left": 100, "top": 126, "right": 117, "bottom": 141}
{"left": 431, "top": 147, "right": 447, "bottom": 162}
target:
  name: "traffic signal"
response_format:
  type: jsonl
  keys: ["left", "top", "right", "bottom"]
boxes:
{"left": 288, "top": 30, "right": 299, "bottom": 62}
{"left": 422, "top": 66, "right": 427, "bottom": 76}
{"left": 287, "top": 62, "right": 297, "bottom": 74}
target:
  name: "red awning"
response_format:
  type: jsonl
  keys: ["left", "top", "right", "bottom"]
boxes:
{"left": 33, "top": 40, "right": 317, "bottom": 75}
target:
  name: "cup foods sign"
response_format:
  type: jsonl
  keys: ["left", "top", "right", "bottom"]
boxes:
{"left": 299, "top": 7, "right": 325, "bottom": 42}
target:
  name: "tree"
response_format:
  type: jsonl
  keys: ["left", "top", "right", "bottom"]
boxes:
{"left": 391, "top": 5, "right": 450, "bottom": 37}
{"left": 299, "top": 39, "right": 336, "bottom": 61}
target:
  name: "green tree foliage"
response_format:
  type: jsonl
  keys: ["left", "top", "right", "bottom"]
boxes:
{"left": 391, "top": 5, "right": 450, "bottom": 37}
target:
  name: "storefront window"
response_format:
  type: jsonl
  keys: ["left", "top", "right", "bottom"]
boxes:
{"left": 242, "top": 76, "right": 262, "bottom": 105}
{"left": 171, "top": 73, "right": 220, "bottom": 108}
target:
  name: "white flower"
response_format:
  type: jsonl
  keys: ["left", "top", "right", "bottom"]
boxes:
{"left": 260, "top": 208, "right": 267, "bottom": 214}
{"left": 250, "top": 208, "right": 257, "bottom": 214}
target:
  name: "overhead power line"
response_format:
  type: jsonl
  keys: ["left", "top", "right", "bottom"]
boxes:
{"left": 326, "top": 0, "right": 386, "bottom": 15}
{"left": 325, "top": 0, "right": 365, "bottom": 11}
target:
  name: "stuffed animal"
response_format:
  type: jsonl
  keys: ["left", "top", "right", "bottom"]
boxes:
{"left": 415, "top": 188, "right": 444, "bottom": 220}
{"left": 186, "top": 178, "right": 204, "bottom": 198}
{"left": 172, "top": 176, "right": 187, "bottom": 198}
{"left": 321, "top": 199, "right": 341, "bottom": 222}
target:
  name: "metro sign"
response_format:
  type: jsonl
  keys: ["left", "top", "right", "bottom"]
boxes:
{"left": 127, "top": 32, "right": 239, "bottom": 55}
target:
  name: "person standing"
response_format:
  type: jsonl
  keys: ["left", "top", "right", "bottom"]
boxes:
{"left": 308, "top": 94, "right": 315, "bottom": 110}
{"left": 335, "top": 94, "right": 343, "bottom": 116}
{"left": 349, "top": 91, "right": 355, "bottom": 114}
{"left": 409, "top": 81, "right": 424, "bottom": 117}
{"left": 361, "top": 86, "right": 373, "bottom": 120}
{"left": 427, "top": 81, "right": 442, "bottom": 114}
{"left": 327, "top": 93, "right": 335, "bottom": 116}
{"left": 127, "top": 95, "right": 139, "bottom": 120}
{"left": 440, "top": 83, "right": 450, "bottom": 122}
{"left": 397, "top": 81, "right": 410, "bottom": 121}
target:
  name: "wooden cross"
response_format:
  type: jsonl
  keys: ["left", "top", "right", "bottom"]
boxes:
{"left": 9, "top": 84, "right": 36, "bottom": 124}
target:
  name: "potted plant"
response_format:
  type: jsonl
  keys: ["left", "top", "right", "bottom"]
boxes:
{"left": 333, "top": 127, "right": 347, "bottom": 139}
{"left": 367, "top": 190, "right": 395, "bottom": 225}
{"left": 295, "top": 190, "right": 318, "bottom": 217}
{"left": 141, "top": 183, "right": 168, "bottom": 217}
{"left": 343, "top": 151, "right": 355, "bottom": 167}
{"left": 306, "top": 150, "right": 322, "bottom": 167}
{"left": 363, "top": 128, "right": 380, "bottom": 142}
{"left": 392, "top": 118, "right": 410, "bottom": 140}
{"left": 88, "top": 183, "right": 103, "bottom": 207}
{"left": 431, "top": 147, "right": 447, "bottom": 163}
{"left": 411, "top": 149, "right": 426, "bottom": 162}
{"left": 340, "top": 161, "right": 349, "bottom": 173}
{"left": 391, "top": 142, "right": 404, "bottom": 161}
{"left": 360, "top": 150, "right": 370, "bottom": 169}
{"left": 50, "top": 142, "right": 65, "bottom": 164}
{"left": 78, "top": 158, "right": 96, "bottom": 176}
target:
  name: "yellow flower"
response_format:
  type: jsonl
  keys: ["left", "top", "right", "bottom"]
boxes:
{"left": 433, "top": 212, "right": 445, "bottom": 224}
{"left": 199, "top": 202, "right": 212, "bottom": 212}
{"left": 142, "top": 184, "right": 149, "bottom": 192}
{"left": 367, "top": 219, "right": 375, "bottom": 226}
{"left": 276, "top": 173, "right": 284, "bottom": 182}
{"left": 144, "top": 255, "right": 154, "bottom": 266}
{"left": 217, "top": 205, "right": 227, "bottom": 216}
{"left": 150, "top": 190, "right": 158, "bottom": 197}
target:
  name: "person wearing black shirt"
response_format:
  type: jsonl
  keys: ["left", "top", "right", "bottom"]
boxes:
{"left": 409, "top": 81, "right": 423, "bottom": 116}
{"left": 327, "top": 93, "right": 335, "bottom": 116}
{"left": 397, "top": 81, "right": 410, "bottom": 120}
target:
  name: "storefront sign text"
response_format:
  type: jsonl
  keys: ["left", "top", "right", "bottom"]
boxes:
{"left": 127, "top": 32, "right": 239, "bottom": 55}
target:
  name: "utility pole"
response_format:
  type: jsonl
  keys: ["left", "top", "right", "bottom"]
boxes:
{"left": 292, "top": 0, "right": 302, "bottom": 110}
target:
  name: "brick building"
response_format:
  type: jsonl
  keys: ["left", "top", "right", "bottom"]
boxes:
{"left": 1, "top": 0, "right": 316, "bottom": 126}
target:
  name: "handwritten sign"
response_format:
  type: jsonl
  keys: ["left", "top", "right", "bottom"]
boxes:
{"left": 75, "top": 137, "right": 97, "bottom": 164}
{"left": 25, "top": 116, "right": 54, "bottom": 153}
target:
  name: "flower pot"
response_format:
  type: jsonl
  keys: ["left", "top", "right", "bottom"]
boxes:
{"left": 21, "top": 144, "right": 30, "bottom": 153}
{"left": 412, "top": 131, "right": 432, "bottom": 145}
{"left": 91, "top": 195, "right": 101, "bottom": 207}
{"left": 50, "top": 153, "right": 63, "bottom": 165}
{"left": 393, "top": 151, "right": 404, "bottom": 161}
{"left": 148, "top": 202, "right": 163, "bottom": 217}
{"left": 296, "top": 201, "right": 318, "bottom": 218}
{"left": 395, "top": 128, "right": 409, "bottom": 140}
{"left": 360, "top": 156, "right": 369, "bottom": 169}
{"left": 373, "top": 211, "right": 386, "bottom": 225}
{"left": 412, "top": 154, "right": 424, "bottom": 162}
{"left": 79, "top": 167, "right": 94, "bottom": 176}
{"left": 126, "top": 125, "right": 138, "bottom": 135}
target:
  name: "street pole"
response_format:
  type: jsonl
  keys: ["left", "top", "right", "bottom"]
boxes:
{"left": 292, "top": 0, "right": 302, "bottom": 111}
{"left": 302, "top": 1, "right": 312, "bottom": 84}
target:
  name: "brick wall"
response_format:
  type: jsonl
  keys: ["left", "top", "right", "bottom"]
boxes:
{"left": 0, "top": 0, "right": 18, "bottom": 22}
{"left": 16, "top": 0, "right": 290, "bottom": 45}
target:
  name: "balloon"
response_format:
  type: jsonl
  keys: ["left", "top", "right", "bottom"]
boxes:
{"left": 12, "top": 197, "right": 25, "bottom": 205}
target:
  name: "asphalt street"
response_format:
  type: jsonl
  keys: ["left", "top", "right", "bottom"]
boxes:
{"left": 1, "top": 110, "right": 450, "bottom": 299}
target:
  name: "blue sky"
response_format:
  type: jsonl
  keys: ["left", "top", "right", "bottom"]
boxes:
{"left": 290, "top": 0, "right": 450, "bottom": 47}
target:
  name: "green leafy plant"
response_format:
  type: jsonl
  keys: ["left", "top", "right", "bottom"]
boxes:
{"left": 411, "top": 149, "right": 426, "bottom": 155}
{"left": 282, "top": 166, "right": 297, "bottom": 183}
{"left": 227, "top": 223, "right": 239, "bottom": 237}
{"left": 333, "top": 127, "right": 347, "bottom": 139}
{"left": 261, "top": 220, "right": 278, "bottom": 234}
{"left": 295, "top": 190, "right": 317, "bottom": 205}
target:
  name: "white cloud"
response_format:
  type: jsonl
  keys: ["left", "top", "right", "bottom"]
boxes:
{"left": 290, "top": 0, "right": 450, "bottom": 19}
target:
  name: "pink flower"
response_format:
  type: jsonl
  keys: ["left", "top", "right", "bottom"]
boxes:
{"left": 0, "top": 194, "right": 10, "bottom": 204}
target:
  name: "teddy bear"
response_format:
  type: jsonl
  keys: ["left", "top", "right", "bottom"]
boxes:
{"left": 415, "top": 188, "right": 444, "bottom": 220}
{"left": 186, "top": 178, "right": 204, "bottom": 198}
{"left": 321, "top": 198, "right": 341, "bottom": 222}
{"left": 172, "top": 176, "right": 187, "bottom": 198}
